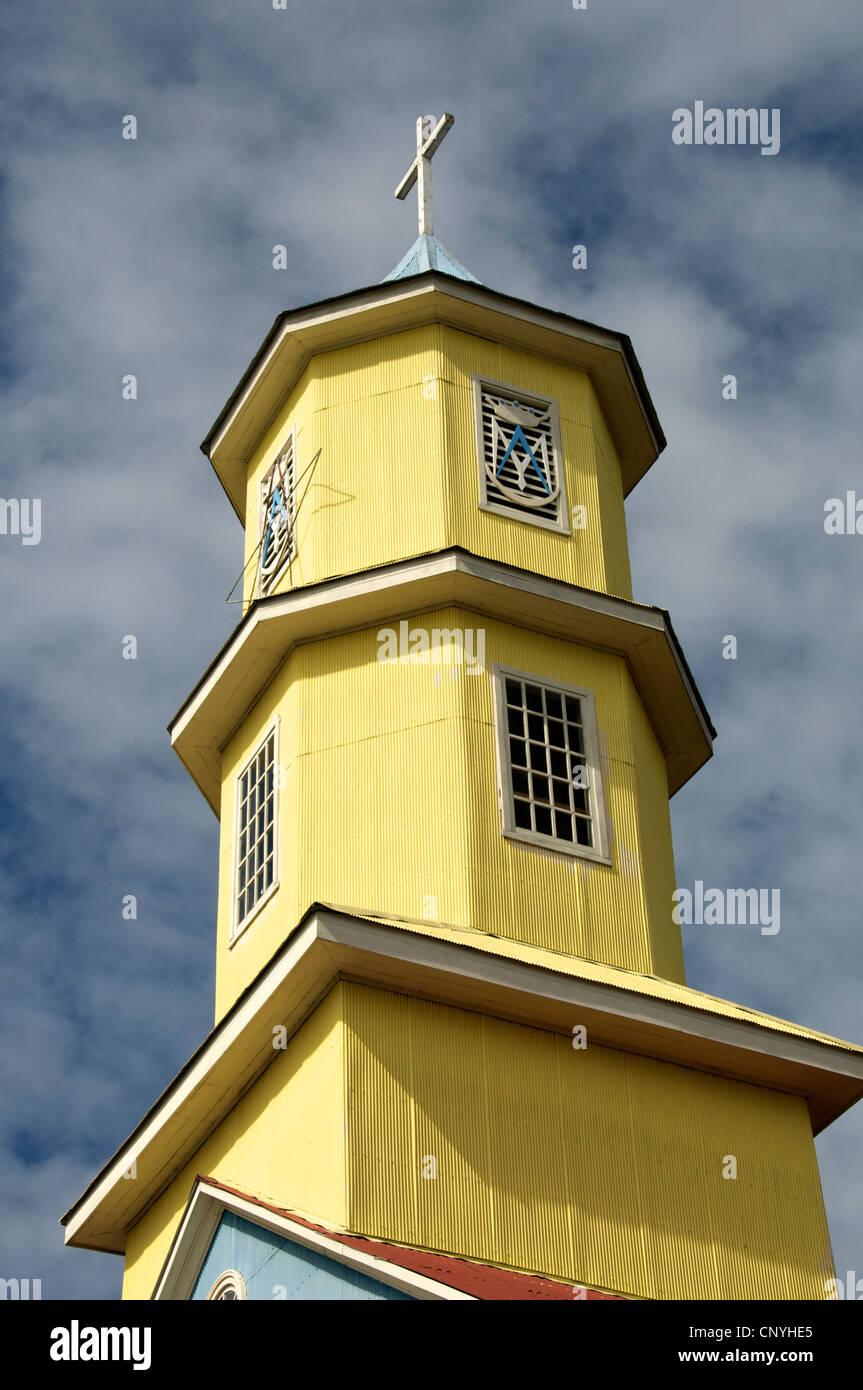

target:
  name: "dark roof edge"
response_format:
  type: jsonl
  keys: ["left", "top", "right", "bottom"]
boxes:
{"left": 199, "top": 271, "right": 666, "bottom": 462}
{"left": 660, "top": 607, "right": 717, "bottom": 742}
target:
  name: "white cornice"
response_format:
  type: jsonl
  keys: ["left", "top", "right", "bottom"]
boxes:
{"left": 61, "top": 906, "right": 863, "bottom": 1255}
{"left": 168, "top": 549, "right": 714, "bottom": 813}
{"left": 203, "top": 275, "right": 664, "bottom": 519}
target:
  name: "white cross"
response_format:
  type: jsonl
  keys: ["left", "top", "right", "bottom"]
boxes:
{"left": 394, "top": 113, "right": 454, "bottom": 237}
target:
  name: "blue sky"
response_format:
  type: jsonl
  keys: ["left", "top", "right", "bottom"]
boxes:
{"left": 1, "top": 0, "right": 862, "bottom": 1299}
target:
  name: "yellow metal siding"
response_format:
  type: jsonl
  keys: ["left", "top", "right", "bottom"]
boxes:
{"left": 343, "top": 983, "right": 835, "bottom": 1300}
{"left": 461, "top": 615, "right": 676, "bottom": 977}
{"left": 121, "top": 985, "right": 347, "bottom": 1300}
{"left": 214, "top": 609, "right": 681, "bottom": 1019}
{"left": 591, "top": 402, "right": 633, "bottom": 600}
{"left": 243, "top": 328, "right": 449, "bottom": 608}
{"left": 215, "top": 612, "right": 476, "bottom": 1018}
{"left": 444, "top": 328, "right": 632, "bottom": 597}
{"left": 630, "top": 689, "right": 686, "bottom": 983}
{"left": 440, "top": 360, "right": 601, "bottom": 590}
{"left": 239, "top": 324, "right": 633, "bottom": 607}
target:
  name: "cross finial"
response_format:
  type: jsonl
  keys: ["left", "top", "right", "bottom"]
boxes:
{"left": 394, "top": 113, "right": 454, "bottom": 238}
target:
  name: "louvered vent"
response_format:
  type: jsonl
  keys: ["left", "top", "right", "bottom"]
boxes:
{"left": 259, "top": 432, "right": 296, "bottom": 594}
{"left": 474, "top": 379, "right": 567, "bottom": 530}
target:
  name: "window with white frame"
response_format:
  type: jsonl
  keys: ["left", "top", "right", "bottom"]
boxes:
{"left": 258, "top": 431, "right": 296, "bottom": 595}
{"left": 234, "top": 727, "right": 278, "bottom": 936}
{"left": 473, "top": 378, "right": 568, "bottom": 532}
{"left": 493, "top": 666, "right": 609, "bottom": 861}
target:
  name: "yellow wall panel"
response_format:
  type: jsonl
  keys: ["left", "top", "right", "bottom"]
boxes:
{"left": 242, "top": 327, "right": 449, "bottom": 608}
{"left": 593, "top": 437, "right": 632, "bottom": 599}
{"left": 238, "top": 324, "right": 632, "bottom": 608}
{"left": 121, "top": 986, "right": 347, "bottom": 1300}
{"left": 343, "top": 984, "right": 835, "bottom": 1300}
{"left": 214, "top": 607, "right": 681, "bottom": 1019}
{"left": 630, "top": 690, "right": 685, "bottom": 983}
{"left": 439, "top": 327, "right": 595, "bottom": 430}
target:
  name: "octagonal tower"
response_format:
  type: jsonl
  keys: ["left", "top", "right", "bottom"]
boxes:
{"left": 62, "top": 128, "right": 863, "bottom": 1302}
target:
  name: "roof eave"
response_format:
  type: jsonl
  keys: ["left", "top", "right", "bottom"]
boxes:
{"left": 167, "top": 548, "right": 715, "bottom": 814}
{"left": 200, "top": 273, "right": 666, "bottom": 521}
{"left": 61, "top": 906, "right": 863, "bottom": 1254}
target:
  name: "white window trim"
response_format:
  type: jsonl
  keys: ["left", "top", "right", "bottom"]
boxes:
{"left": 258, "top": 425, "right": 297, "bottom": 597}
{"left": 491, "top": 664, "right": 611, "bottom": 864}
{"left": 206, "top": 1269, "right": 248, "bottom": 1300}
{"left": 230, "top": 718, "right": 280, "bottom": 947}
{"left": 472, "top": 375, "right": 570, "bottom": 535}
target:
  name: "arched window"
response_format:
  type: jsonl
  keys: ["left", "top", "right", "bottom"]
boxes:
{"left": 206, "top": 1270, "right": 248, "bottom": 1301}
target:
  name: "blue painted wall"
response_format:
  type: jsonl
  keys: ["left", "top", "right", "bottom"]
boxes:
{"left": 191, "top": 1210, "right": 414, "bottom": 1300}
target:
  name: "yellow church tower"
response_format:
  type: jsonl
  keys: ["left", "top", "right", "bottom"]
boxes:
{"left": 63, "top": 116, "right": 863, "bottom": 1301}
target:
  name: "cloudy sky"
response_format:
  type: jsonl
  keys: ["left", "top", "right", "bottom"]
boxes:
{"left": 1, "top": 0, "right": 861, "bottom": 1301}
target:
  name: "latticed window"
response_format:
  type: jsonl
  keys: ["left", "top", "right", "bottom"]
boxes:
{"left": 259, "top": 432, "right": 296, "bottom": 594}
{"left": 494, "top": 667, "right": 609, "bottom": 861}
{"left": 235, "top": 729, "right": 277, "bottom": 933}
{"left": 473, "top": 378, "right": 568, "bottom": 531}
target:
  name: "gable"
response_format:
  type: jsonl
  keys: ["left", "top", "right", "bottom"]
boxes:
{"left": 192, "top": 1210, "right": 413, "bottom": 1301}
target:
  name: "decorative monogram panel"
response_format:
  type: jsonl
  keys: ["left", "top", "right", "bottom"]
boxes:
{"left": 477, "top": 384, "right": 565, "bottom": 526}
{"left": 259, "top": 435, "right": 295, "bottom": 593}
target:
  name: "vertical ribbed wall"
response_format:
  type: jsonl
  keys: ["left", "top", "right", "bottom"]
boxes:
{"left": 214, "top": 609, "right": 681, "bottom": 1019}
{"left": 240, "top": 323, "right": 633, "bottom": 606}
{"left": 343, "top": 983, "right": 835, "bottom": 1300}
{"left": 591, "top": 396, "right": 633, "bottom": 600}
{"left": 243, "top": 327, "right": 449, "bottom": 607}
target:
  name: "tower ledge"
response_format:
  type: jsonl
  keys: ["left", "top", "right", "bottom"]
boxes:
{"left": 61, "top": 904, "right": 863, "bottom": 1256}
{"left": 168, "top": 548, "right": 715, "bottom": 814}
{"left": 202, "top": 273, "right": 665, "bottom": 523}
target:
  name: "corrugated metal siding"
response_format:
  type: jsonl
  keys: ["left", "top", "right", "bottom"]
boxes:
{"left": 593, "top": 424, "right": 633, "bottom": 600}
{"left": 462, "top": 616, "right": 671, "bottom": 976}
{"left": 212, "top": 611, "right": 861, "bottom": 1050}
{"left": 191, "top": 1210, "right": 412, "bottom": 1300}
{"left": 344, "top": 983, "right": 836, "bottom": 1300}
{"left": 442, "top": 375, "right": 603, "bottom": 590}
{"left": 414, "top": 998, "right": 497, "bottom": 1253}
{"left": 629, "top": 682, "right": 686, "bottom": 983}
{"left": 237, "top": 323, "right": 633, "bottom": 607}
{"left": 215, "top": 610, "right": 681, "bottom": 1017}
{"left": 242, "top": 327, "right": 449, "bottom": 609}
{"left": 439, "top": 324, "right": 612, "bottom": 592}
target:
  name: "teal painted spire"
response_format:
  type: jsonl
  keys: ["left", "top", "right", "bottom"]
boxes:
{"left": 383, "top": 232, "right": 480, "bottom": 284}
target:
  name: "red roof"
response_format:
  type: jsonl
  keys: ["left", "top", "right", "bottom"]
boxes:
{"left": 202, "top": 1176, "right": 625, "bottom": 1301}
